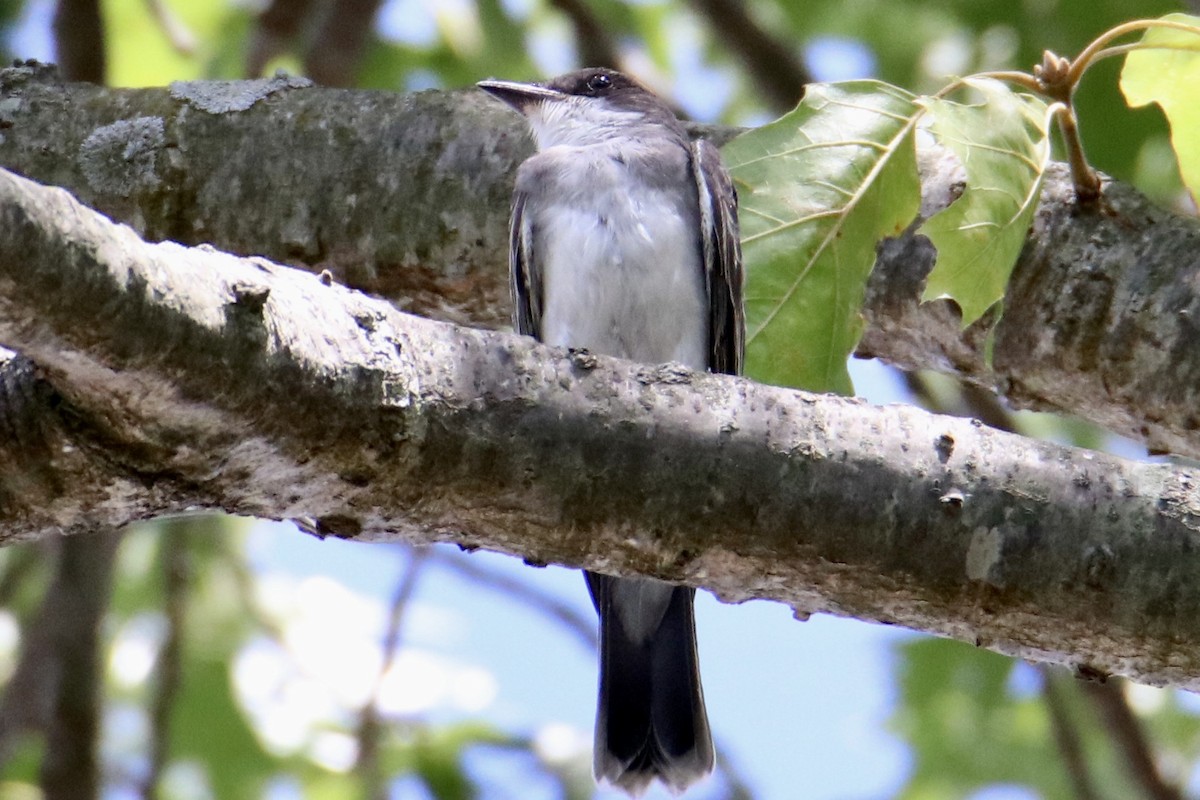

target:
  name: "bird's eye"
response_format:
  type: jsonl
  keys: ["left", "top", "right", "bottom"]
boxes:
{"left": 586, "top": 73, "right": 612, "bottom": 93}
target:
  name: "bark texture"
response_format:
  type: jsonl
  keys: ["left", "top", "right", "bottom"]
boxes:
{"left": 4, "top": 166, "right": 1200, "bottom": 692}
{"left": 2, "top": 64, "right": 1199, "bottom": 460}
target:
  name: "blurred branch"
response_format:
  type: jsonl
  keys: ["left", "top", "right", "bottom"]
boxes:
{"left": 426, "top": 549, "right": 596, "bottom": 651}
{"left": 1081, "top": 680, "right": 1184, "bottom": 800}
{"left": 306, "top": 0, "right": 384, "bottom": 87}
{"left": 0, "top": 541, "right": 62, "bottom": 766}
{"left": 38, "top": 529, "right": 123, "bottom": 800}
{"left": 248, "top": 0, "right": 384, "bottom": 85}
{"left": 548, "top": 0, "right": 622, "bottom": 71}
{"left": 902, "top": 369, "right": 1018, "bottom": 433}
{"left": 246, "top": 0, "right": 320, "bottom": 78}
{"left": 1041, "top": 668, "right": 1100, "bottom": 800}
{"left": 144, "top": 0, "right": 198, "bottom": 57}
{"left": 685, "top": 0, "right": 808, "bottom": 112}
{"left": 52, "top": 0, "right": 106, "bottom": 83}
{"left": 713, "top": 744, "right": 756, "bottom": 800}
{"left": 139, "top": 524, "right": 193, "bottom": 800}
{"left": 356, "top": 547, "right": 429, "bottom": 799}
{"left": 226, "top": 525, "right": 291, "bottom": 643}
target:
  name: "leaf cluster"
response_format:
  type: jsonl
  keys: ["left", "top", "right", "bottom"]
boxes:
{"left": 725, "top": 13, "right": 1200, "bottom": 395}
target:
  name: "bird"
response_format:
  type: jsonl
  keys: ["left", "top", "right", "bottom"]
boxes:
{"left": 477, "top": 67, "right": 744, "bottom": 796}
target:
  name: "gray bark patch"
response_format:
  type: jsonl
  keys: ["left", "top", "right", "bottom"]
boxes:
{"left": 78, "top": 117, "right": 165, "bottom": 197}
{"left": 169, "top": 76, "right": 313, "bottom": 114}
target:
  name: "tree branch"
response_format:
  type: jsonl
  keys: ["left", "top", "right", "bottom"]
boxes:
{"left": 1081, "top": 679, "right": 1184, "bottom": 800}
{"left": 356, "top": 546, "right": 428, "bottom": 800}
{"left": 4, "top": 165, "right": 1200, "bottom": 696}
{"left": 1, "top": 65, "right": 1198, "bottom": 458}
{"left": 547, "top": 0, "right": 622, "bottom": 71}
{"left": 685, "top": 0, "right": 809, "bottom": 111}
{"left": 139, "top": 522, "right": 191, "bottom": 800}
{"left": 37, "top": 530, "right": 122, "bottom": 800}
{"left": 305, "top": 0, "right": 385, "bottom": 87}
{"left": 246, "top": 0, "right": 318, "bottom": 78}
{"left": 426, "top": 548, "right": 596, "bottom": 650}
{"left": 52, "top": 0, "right": 106, "bottom": 84}
{"left": 1041, "top": 667, "right": 1100, "bottom": 800}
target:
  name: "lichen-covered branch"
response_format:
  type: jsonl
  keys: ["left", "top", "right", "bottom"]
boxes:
{"left": 4, "top": 166, "right": 1200, "bottom": 692}
{"left": 2, "top": 64, "right": 1198, "bottom": 459}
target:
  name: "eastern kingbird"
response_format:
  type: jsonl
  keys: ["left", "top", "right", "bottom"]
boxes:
{"left": 478, "top": 68, "right": 744, "bottom": 796}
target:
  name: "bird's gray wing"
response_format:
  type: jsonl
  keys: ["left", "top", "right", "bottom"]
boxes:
{"left": 691, "top": 138, "right": 744, "bottom": 376}
{"left": 510, "top": 188, "right": 543, "bottom": 339}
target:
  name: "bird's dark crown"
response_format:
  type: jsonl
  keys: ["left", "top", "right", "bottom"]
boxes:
{"left": 545, "top": 68, "right": 649, "bottom": 100}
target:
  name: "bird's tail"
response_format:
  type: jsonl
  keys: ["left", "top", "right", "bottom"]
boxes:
{"left": 587, "top": 572, "right": 714, "bottom": 797}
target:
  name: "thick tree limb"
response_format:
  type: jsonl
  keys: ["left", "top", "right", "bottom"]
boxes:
{"left": 2, "top": 64, "right": 1199, "bottom": 458}
{"left": 4, "top": 166, "right": 1200, "bottom": 694}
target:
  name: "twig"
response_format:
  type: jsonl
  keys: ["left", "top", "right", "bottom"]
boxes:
{"left": 138, "top": 521, "right": 193, "bottom": 800}
{"left": 143, "top": 0, "right": 198, "bottom": 56}
{"left": 356, "top": 546, "right": 430, "bottom": 800}
{"left": 713, "top": 741, "right": 756, "bottom": 800}
{"left": 425, "top": 548, "right": 596, "bottom": 651}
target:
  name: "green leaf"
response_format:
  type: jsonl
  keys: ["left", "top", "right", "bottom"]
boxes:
{"left": 891, "top": 638, "right": 1145, "bottom": 800}
{"left": 1120, "top": 13, "right": 1200, "bottom": 205}
{"left": 916, "top": 78, "right": 1052, "bottom": 327}
{"left": 0, "top": 733, "right": 44, "bottom": 785}
{"left": 892, "top": 639, "right": 1055, "bottom": 799}
{"left": 169, "top": 656, "right": 279, "bottom": 799}
{"left": 106, "top": 0, "right": 235, "bottom": 85}
{"left": 723, "top": 81, "right": 922, "bottom": 395}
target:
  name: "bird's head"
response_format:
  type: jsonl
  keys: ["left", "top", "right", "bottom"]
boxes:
{"left": 477, "top": 68, "right": 679, "bottom": 149}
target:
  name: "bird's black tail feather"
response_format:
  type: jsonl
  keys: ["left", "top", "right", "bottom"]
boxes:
{"left": 587, "top": 572, "right": 713, "bottom": 796}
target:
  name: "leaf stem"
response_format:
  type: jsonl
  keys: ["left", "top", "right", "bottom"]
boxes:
{"left": 1067, "top": 18, "right": 1200, "bottom": 87}
{"left": 934, "top": 71, "right": 1043, "bottom": 100}
{"left": 1054, "top": 103, "right": 1101, "bottom": 203}
{"left": 928, "top": 17, "right": 1200, "bottom": 208}
{"left": 1087, "top": 41, "right": 1200, "bottom": 67}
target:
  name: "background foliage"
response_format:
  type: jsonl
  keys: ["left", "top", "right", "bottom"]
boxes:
{"left": 1, "top": 0, "right": 1199, "bottom": 798}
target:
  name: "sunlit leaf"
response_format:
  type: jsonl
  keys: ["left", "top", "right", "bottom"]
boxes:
{"left": 1120, "top": 13, "right": 1200, "bottom": 205}
{"left": 893, "top": 639, "right": 1056, "bottom": 799}
{"left": 106, "top": 0, "right": 235, "bottom": 85}
{"left": 724, "top": 80, "right": 921, "bottom": 395}
{"left": 0, "top": 734, "right": 44, "bottom": 785}
{"left": 170, "top": 651, "right": 277, "bottom": 798}
{"left": 917, "top": 78, "right": 1052, "bottom": 327}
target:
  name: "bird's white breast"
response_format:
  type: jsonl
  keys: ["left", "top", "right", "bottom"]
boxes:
{"left": 525, "top": 147, "right": 708, "bottom": 370}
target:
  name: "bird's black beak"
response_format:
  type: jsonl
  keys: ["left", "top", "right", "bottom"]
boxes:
{"left": 477, "top": 79, "right": 564, "bottom": 114}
